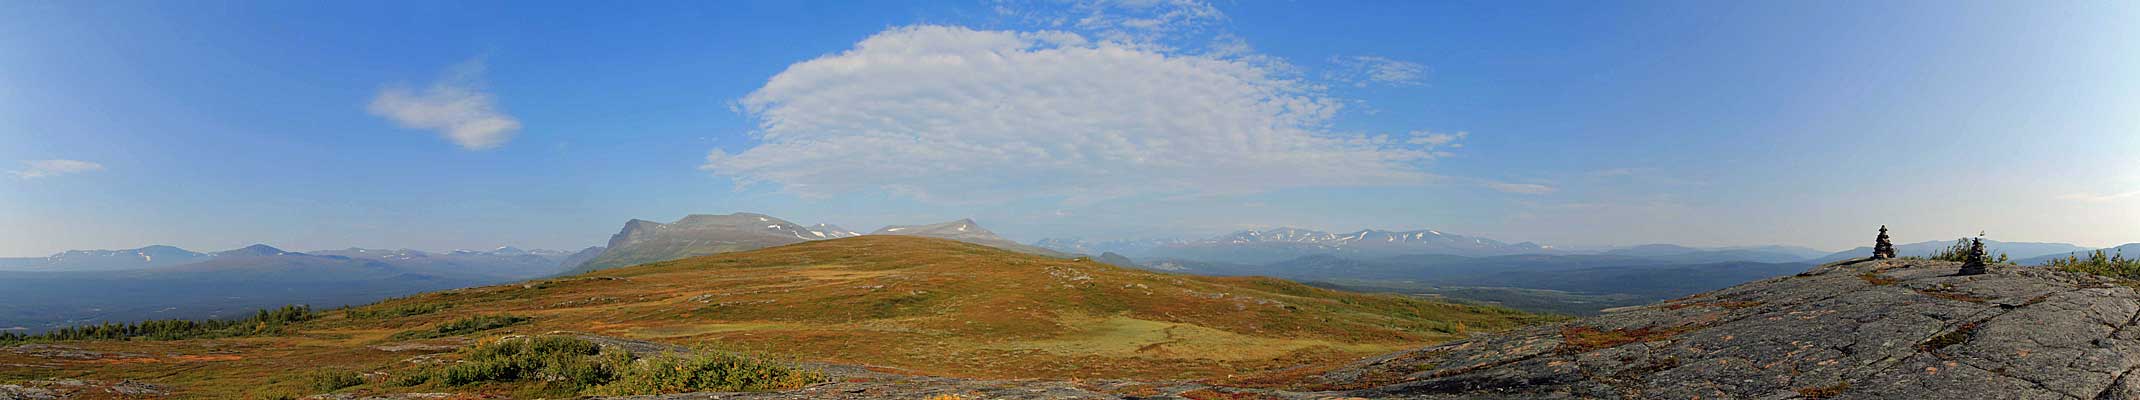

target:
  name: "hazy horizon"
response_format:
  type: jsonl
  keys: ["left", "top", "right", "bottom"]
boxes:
{"left": 6, "top": 0, "right": 2138, "bottom": 256}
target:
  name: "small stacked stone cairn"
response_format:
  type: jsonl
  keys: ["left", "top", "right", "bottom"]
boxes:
{"left": 1958, "top": 236, "right": 1989, "bottom": 275}
{"left": 1872, "top": 225, "right": 1897, "bottom": 259}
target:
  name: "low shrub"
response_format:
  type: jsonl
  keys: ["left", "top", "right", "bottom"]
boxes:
{"left": 306, "top": 369, "right": 364, "bottom": 392}
{"left": 2047, "top": 249, "right": 2140, "bottom": 280}
{"left": 1927, "top": 238, "right": 2008, "bottom": 264}
{"left": 589, "top": 349, "right": 827, "bottom": 395}
{"left": 395, "top": 335, "right": 823, "bottom": 396}
{"left": 345, "top": 302, "right": 450, "bottom": 319}
{"left": 389, "top": 315, "right": 528, "bottom": 340}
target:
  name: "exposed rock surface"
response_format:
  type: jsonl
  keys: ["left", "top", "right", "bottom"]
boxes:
{"left": 1314, "top": 258, "right": 2140, "bottom": 399}
{"left": 0, "top": 379, "right": 167, "bottom": 399}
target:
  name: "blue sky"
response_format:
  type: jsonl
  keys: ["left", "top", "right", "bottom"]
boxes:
{"left": 3, "top": 0, "right": 2137, "bottom": 256}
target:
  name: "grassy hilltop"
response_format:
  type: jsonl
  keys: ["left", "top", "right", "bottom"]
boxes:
{"left": 0, "top": 236, "right": 1551, "bottom": 398}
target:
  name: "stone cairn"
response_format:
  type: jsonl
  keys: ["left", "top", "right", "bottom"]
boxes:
{"left": 1872, "top": 225, "right": 1897, "bottom": 260}
{"left": 1958, "top": 236, "right": 1989, "bottom": 275}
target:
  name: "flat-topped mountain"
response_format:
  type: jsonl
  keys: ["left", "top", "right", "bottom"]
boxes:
{"left": 871, "top": 218, "right": 1070, "bottom": 257}
{"left": 1305, "top": 258, "right": 2140, "bottom": 399}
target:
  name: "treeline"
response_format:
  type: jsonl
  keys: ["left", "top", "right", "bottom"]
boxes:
{"left": 0, "top": 305, "right": 316, "bottom": 343}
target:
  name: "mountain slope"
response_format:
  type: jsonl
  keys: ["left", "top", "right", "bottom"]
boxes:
{"left": 871, "top": 219, "right": 1071, "bottom": 257}
{"left": 570, "top": 213, "right": 830, "bottom": 273}
{"left": 1307, "top": 258, "right": 2140, "bottom": 399}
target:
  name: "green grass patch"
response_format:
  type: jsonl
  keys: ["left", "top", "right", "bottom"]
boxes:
{"left": 390, "top": 315, "right": 528, "bottom": 340}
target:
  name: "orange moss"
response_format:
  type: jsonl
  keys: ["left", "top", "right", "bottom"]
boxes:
{"left": 1560, "top": 325, "right": 1693, "bottom": 352}
{"left": 1858, "top": 273, "right": 1900, "bottom": 286}
{"left": 1663, "top": 300, "right": 1762, "bottom": 310}
{"left": 1797, "top": 382, "right": 1850, "bottom": 398}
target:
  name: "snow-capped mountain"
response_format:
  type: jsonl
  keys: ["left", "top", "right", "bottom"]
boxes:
{"left": 808, "top": 224, "right": 862, "bottom": 239}
{"left": 872, "top": 219, "right": 1070, "bottom": 257}
{"left": 0, "top": 245, "right": 211, "bottom": 272}
{"left": 570, "top": 213, "right": 859, "bottom": 274}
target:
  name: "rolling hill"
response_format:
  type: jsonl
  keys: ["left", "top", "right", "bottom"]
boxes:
{"left": 0, "top": 236, "right": 1551, "bottom": 398}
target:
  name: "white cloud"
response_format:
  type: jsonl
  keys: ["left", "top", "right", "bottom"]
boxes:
{"left": 9, "top": 159, "right": 103, "bottom": 179}
{"left": 705, "top": 25, "right": 1462, "bottom": 203}
{"left": 367, "top": 60, "right": 521, "bottom": 150}
{"left": 1486, "top": 182, "right": 1556, "bottom": 195}
{"left": 2060, "top": 189, "right": 2140, "bottom": 202}
{"left": 1330, "top": 56, "right": 1426, "bottom": 87}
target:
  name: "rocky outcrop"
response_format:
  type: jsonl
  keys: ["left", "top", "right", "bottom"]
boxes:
{"left": 1313, "top": 258, "right": 2140, "bottom": 399}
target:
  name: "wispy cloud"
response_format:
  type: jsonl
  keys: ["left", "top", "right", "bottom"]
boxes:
{"left": 704, "top": 25, "right": 1465, "bottom": 204}
{"left": 2060, "top": 189, "right": 2140, "bottom": 202}
{"left": 994, "top": 0, "right": 1225, "bottom": 48}
{"left": 9, "top": 159, "right": 103, "bottom": 179}
{"left": 1485, "top": 181, "right": 1556, "bottom": 195}
{"left": 367, "top": 59, "right": 521, "bottom": 150}
{"left": 1329, "top": 55, "right": 1426, "bottom": 87}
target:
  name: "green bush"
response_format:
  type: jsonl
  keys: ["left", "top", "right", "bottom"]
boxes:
{"left": 390, "top": 315, "right": 528, "bottom": 340}
{"left": 394, "top": 335, "right": 822, "bottom": 396}
{"left": 306, "top": 369, "right": 365, "bottom": 392}
{"left": 1927, "top": 238, "right": 2008, "bottom": 264}
{"left": 590, "top": 350, "right": 828, "bottom": 395}
{"left": 2047, "top": 249, "right": 2140, "bottom": 280}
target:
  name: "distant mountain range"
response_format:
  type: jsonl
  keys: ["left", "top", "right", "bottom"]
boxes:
{"left": 0, "top": 245, "right": 212, "bottom": 272}
{"left": 1038, "top": 227, "right": 1551, "bottom": 264}
{"left": 1133, "top": 251, "right": 1812, "bottom": 315}
{"left": 872, "top": 218, "right": 1071, "bottom": 257}
{"left": 1807, "top": 239, "right": 2094, "bottom": 264}
{"left": 0, "top": 243, "right": 594, "bottom": 332}
{"left": 2016, "top": 243, "right": 2140, "bottom": 265}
